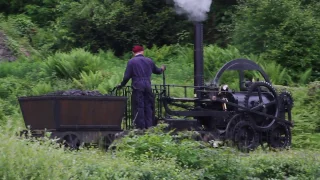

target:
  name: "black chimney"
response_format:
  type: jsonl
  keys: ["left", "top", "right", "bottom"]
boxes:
{"left": 194, "top": 22, "right": 204, "bottom": 97}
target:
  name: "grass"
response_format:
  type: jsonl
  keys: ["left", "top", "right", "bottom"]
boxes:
{"left": 0, "top": 121, "right": 320, "bottom": 180}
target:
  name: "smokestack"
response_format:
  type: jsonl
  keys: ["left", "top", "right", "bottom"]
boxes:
{"left": 194, "top": 22, "right": 204, "bottom": 97}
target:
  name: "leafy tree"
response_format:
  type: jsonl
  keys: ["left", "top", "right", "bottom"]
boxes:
{"left": 0, "top": 0, "right": 26, "bottom": 14}
{"left": 0, "top": 0, "right": 71, "bottom": 27}
{"left": 23, "top": 0, "right": 71, "bottom": 27}
{"left": 230, "top": 0, "right": 320, "bottom": 81}
{"left": 51, "top": 0, "right": 191, "bottom": 55}
{"left": 203, "top": 0, "right": 238, "bottom": 47}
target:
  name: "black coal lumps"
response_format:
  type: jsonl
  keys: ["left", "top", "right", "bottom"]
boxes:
{"left": 45, "top": 89, "right": 107, "bottom": 96}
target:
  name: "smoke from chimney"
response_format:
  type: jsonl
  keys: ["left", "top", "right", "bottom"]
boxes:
{"left": 165, "top": 0, "right": 212, "bottom": 98}
{"left": 169, "top": 0, "right": 212, "bottom": 22}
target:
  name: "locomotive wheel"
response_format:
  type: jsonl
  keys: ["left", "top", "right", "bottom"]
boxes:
{"left": 244, "top": 81, "right": 280, "bottom": 131}
{"left": 268, "top": 122, "right": 291, "bottom": 149}
{"left": 225, "top": 113, "right": 242, "bottom": 140}
{"left": 233, "top": 121, "right": 259, "bottom": 152}
{"left": 61, "top": 133, "right": 81, "bottom": 150}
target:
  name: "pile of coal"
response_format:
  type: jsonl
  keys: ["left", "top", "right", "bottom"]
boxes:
{"left": 45, "top": 89, "right": 106, "bottom": 96}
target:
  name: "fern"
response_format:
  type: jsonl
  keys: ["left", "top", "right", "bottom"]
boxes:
{"left": 31, "top": 82, "right": 53, "bottom": 96}
{"left": 251, "top": 61, "right": 292, "bottom": 85}
{"left": 299, "top": 68, "right": 312, "bottom": 85}
{"left": 72, "top": 70, "right": 104, "bottom": 90}
{"left": 42, "top": 48, "right": 106, "bottom": 79}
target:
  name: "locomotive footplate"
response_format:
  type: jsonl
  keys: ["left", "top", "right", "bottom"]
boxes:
{"left": 162, "top": 118, "right": 201, "bottom": 131}
{"left": 167, "top": 97, "right": 211, "bottom": 102}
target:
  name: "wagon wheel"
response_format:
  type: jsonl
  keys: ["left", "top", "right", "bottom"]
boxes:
{"left": 244, "top": 81, "right": 280, "bottom": 131}
{"left": 268, "top": 122, "right": 291, "bottom": 149}
{"left": 62, "top": 133, "right": 81, "bottom": 150}
{"left": 233, "top": 121, "right": 259, "bottom": 152}
{"left": 104, "top": 133, "right": 116, "bottom": 150}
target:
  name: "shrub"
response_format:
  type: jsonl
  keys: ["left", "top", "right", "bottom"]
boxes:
{"left": 72, "top": 70, "right": 116, "bottom": 91}
{"left": 0, "top": 125, "right": 198, "bottom": 180}
{"left": 30, "top": 82, "right": 53, "bottom": 96}
{"left": 286, "top": 81, "right": 320, "bottom": 149}
{"left": 242, "top": 150, "right": 320, "bottom": 179}
{"left": 0, "top": 58, "right": 43, "bottom": 79}
{"left": 113, "top": 125, "right": 247, "bottom": 179}
{"left": 111, "top": 124, "right": 320, "bottom": 179}
{"left": 231, "top": 0, "right": 320, "bottom": 82}
{"left": 42, "top": 48, "right": 106, "bottom": 79}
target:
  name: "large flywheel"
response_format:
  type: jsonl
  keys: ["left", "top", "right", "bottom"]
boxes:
{"left": 244, "top": 81, "right": 280, "bottom": 131}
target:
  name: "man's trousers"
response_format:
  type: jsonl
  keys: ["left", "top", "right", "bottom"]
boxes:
{"left": 131, "top": 88, "right": 155, "bottom": 129}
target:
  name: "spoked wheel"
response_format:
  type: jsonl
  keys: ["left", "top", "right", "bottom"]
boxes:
{"left": 225, "top": 113, "right": 242, "bottom": 140}
{"left": 244, "top": 81, "right": 280, "bottom": 131}
{"left": 233, "top": 121, "right": 259, "bottom": 152}
{"left": 62, "top": 133, "right": 81, "bottom": 150}
{"left": 104, "top": 133, "right": 116, "bottom": 150}
{"left": 268, "top": 122, "right": 291, "bottom": 149}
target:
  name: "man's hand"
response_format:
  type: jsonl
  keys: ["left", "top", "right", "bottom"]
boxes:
{"left": 161, "top": 65, "right": 166, "bottom": 71}
{"left": 116, "top": 84, "right": 123, "bottom": 89}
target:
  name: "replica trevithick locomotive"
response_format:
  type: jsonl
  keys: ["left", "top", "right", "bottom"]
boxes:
{"left": 18, "top": 22, "right": 294, "bottom": 152}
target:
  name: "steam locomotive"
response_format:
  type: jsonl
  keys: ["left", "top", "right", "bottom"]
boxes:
{"left": 18, "top": 23, "right": 294, "bottom": 152}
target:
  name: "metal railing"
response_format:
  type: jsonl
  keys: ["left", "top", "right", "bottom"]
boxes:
{"left": 110, "top": 83, "right": 210, "bottom": 130}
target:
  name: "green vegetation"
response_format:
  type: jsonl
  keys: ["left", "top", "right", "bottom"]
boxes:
{"left": 0, "top": 0, "right": 320, "bottom": 179}
{"left": 0, "top": 46, "right": 319, "bottom": 179}
{"left": 0, "top": 123, "right": 320, "bottom": 179}
{"left": 231, "top": 0, "right": 320, "bottom": 81}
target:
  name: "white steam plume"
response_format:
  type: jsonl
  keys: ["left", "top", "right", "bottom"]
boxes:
{"left": 171, "top": 0, "right": 212, "bottom": 22}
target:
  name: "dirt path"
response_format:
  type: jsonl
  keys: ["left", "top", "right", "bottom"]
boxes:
{"left": 0, "top": 31, "right": 16, "bottom": 62}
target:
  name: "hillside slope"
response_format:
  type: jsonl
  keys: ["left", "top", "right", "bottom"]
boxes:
{"left": 0, "top": 31, "right": 16, "bottom": 61}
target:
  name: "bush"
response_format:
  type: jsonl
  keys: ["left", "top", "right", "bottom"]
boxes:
{"left": 42, "top": 48, "right": 107, "bottom": 79}
{"left": 284, "top": 81, "right": 320, "bottom": 149}
{"left": 0, "top": 125, "right": 198, "bottom": 180}
{"left": 0, "top": 76, "right": 33, "bottom": 100}
{"left": 2, "top": 122, "right": 318, "bottom": 180}
{"left": 242, "top": 150, "right": 320, "bottom": 179}
{"left": 0, "top": 58, "right": 43, "bottom": 79}
{"left": 231, "top": 0, "right": 320, "bottom": 82}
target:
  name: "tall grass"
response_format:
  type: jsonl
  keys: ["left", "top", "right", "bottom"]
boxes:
{"left": 0, "top": 122, "right": 320, "bottom": 179}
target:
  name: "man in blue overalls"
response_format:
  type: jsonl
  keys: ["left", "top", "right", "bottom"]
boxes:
{"left": 117, "top": 45, "right": 166, "bottom": 129}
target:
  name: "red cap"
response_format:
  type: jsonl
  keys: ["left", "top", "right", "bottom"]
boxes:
{"left": 132, "top": 45, "right": 144, "bottom": 53}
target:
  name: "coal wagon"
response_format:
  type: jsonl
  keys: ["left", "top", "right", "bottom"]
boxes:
{"left": 19, "top": 94, "right": 127, "bottom": 149}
